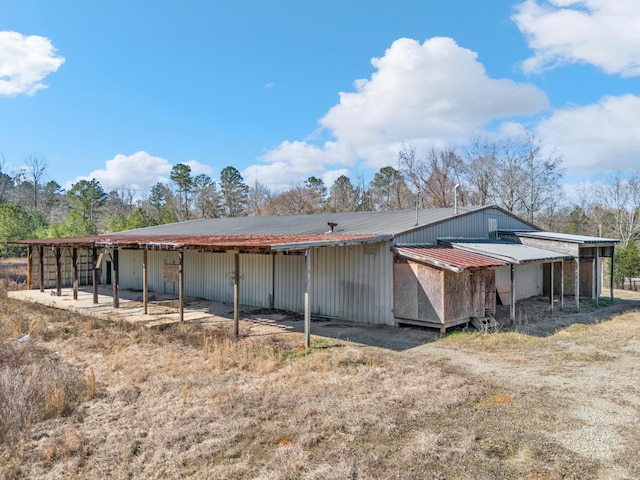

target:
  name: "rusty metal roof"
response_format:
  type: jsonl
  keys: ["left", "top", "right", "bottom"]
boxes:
{"left": 395, "top": 246, "right": 506, "bottom": 272}
{"left": 444, "top": 240, "right": 571, "bottom": 264}
{"left": 16, "top": 233, "right": 390, "bottom": 251}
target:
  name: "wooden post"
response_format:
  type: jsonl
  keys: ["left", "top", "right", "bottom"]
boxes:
{"left": 610, "top": 253, "right": 615, "bottom": 303}
{"left": 92, "top": 247, "right": 98, "bottom": 304}
{"left": 179, "top": 249, "right": 184, "bottom": 322}
{"left": 510, "top": 263, "right": 516, "bottom": 323}
{"left": 550, "top": 261, "right": 554, "bottom": 312}
{"left": 72, "top": 247, "right": 78, "bottom": 300}
{"left": 112, "top": 249, "right": 119, "bottom": 308}
{"left": 575, "top": 257, "right": 580, "bottom": 312}
{"left": 234, "top": 252, "right": 240, "bottom": 337}
{"left": 27, "top": 245, "right": 33, "bottom": 290}
{"left": 304, "top": 248, "right": 311, "bottom": 348}
{"left": 39, "top": 246, "right": 45, "bottom": 292}
{"left": 561, "top": 260, "right": 565, "bottom": 309}
{"left": 143, "top": 247, "right": 148, "bottom": 314}
{"left": 593, "top": 255, "right": 598, "bottom": 305}
{"left": 55, "top": 247, "right": 62, "bottom": 297}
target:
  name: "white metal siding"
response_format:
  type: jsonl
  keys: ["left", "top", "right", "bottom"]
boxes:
{"left": 274, "top": 254, "right": 305, "bottom": 312}
{"left": 312, "top": 241, "right": 394, "bottom": 325}
{"left": 495, "top": 263, "right": 543, "bottom": 300}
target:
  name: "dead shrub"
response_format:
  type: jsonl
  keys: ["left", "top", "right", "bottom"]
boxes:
{"left": 0, "top": 339, "right": 87, "bottom": 446}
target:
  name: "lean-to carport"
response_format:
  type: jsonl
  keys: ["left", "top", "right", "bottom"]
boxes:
{"left": 442, "top": 240, "right": 572, "bottom": 322}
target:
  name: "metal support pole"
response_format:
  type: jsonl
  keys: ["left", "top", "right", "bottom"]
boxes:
{"left": 561, "top": 260, "right": 565, "bottom": 309}
{"left": 305, "top": 248, "right": 311, "bottom": 348}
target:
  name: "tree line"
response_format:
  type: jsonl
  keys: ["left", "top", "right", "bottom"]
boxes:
{"left": 1, "top": 132, "right": 640, "bottom": 286}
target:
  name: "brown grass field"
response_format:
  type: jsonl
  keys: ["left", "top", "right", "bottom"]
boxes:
{"left": 1, "top": 258, "right": 640, "bottom": 479}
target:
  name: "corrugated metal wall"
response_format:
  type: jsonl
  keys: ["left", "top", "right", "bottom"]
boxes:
{"left": 396, "top": 208, "right": 533, "bottom": 245}
{"left": 495, "top": 263, "right": 543, "bottom": 300}
{"left": 312, "top": 241, "right": 394, "bottom": 325}
{"left": 115, "top": 242, "right": 394, "bottom": 325}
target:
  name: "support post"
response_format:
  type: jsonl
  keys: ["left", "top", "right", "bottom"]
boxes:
{"left": 179, "top": 249, "right": 184, "bottom": 322}
{"left": 510, "top": 263, "right": 516, "bottom": 323}
{"left": 575, "top": 257, "right": 580, "bottom": 312}
{"left": 143, "top": 247, "right": 148, "bottom": 314}
{"left": 610, "top": 253, "right": 615, "bottom": 303}
{"left": 72, "top": 247, "right": 78, "bottom": 300}
{"left": 550, "top": 261, "right": 554, "bottom": 312}
{"left": 112, "top": 249, "right": 119, "bottom": 308}
{"left": 92, "top": 247, "right": 98, "bottom": 304}
{"left": 305, "top": 248, "right": 311, "bottom": 348}
{"left": 55, "top": 247, "right": 62, "bottom": 297}
{"left": 39, "top": 246, "right": 44, "bottom": 292}
{"left": 592, "top": 255, "right": 598, "bottom": 305}
{"left": 27, "top": 245, "right": 33, "bottom": 290}
{"left": 234, "top": 252, "right": 240, "bottom": 337}
{"left": 561, "top": 260, "right": 565, "bottom": 309}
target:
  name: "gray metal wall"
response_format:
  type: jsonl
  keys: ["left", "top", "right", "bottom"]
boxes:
{"left": 115, "top": 241, "right": 394, "bottom": 325}
{"left": 396, "top": 208, "right": 533, "bottom": 245}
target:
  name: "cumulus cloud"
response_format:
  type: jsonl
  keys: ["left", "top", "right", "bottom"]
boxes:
{"left": 248, "top": 37, "right": 547, "bottom": 188}
{"left": 65, "top": 151, "right": 212, "bottom": 193}
{"left": 536, "top": 94, "right": 640, "bottom": 173}
{"left": 514, "top": 0, "right": 640, "bottom": 76}
{"left": 0, "top": 31, "right": 65, "bottom": 96}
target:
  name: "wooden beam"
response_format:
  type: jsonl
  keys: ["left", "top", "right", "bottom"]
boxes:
{"left": 550, "top": 261, "right": 554, "bottom": 312}
{"left": 304, "top": 248, "right": 311, "bottom": 348}
{"left": 610, "top": 254, "right": 615, "bottom": 303}
{"left": 143, "top": 247, "right": 148, "bottom": 314}
{"left": 179, "top": 249, "right": 184, "bottom": 322}
{"left": 561, "top": 260, "right": 565, "bottom": 309}
{"left": 112, "top": 249, "right": 119, "bottom": 308}
{"left": 72, "top": 247, "right": 78, "bottom": 300}
{"left": 92, "top": 247, "right": 98, "bottom": 304}
{"left": 234, "top": 251, "right": 240, "bottom": 337}
{"left": 39, "top": 246, "right": 44, "bottom": 292}
{"left": 575, "top": 257, "right": 580, "bottom": 312}
{"left": 510, "top": 263, "right": 516, "bottom": 323}
{"left": 55, "top": 247, "right": 62, "bottom": 297}
{"left": 27, "top": 245, "right": 32, "bottom": 290}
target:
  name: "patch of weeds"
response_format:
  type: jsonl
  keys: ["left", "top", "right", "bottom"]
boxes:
{"left": 131, "top": 440, "right": 144, "bottom": 456}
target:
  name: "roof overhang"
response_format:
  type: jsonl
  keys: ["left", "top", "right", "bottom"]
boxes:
{"left": 441, "top": 240, "right": 572, "bottom": 265}
{"left": 394, "top": 246, "right": 506, "bottom": 273}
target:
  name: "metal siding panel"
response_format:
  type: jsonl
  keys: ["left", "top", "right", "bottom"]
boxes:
{"left": 495, "top": 264, "right": 543, "bottom": 300}
{"left": 239, "top": 254, "right": 271, "bottom": 308}
{"left": 312, "top": 241, "right": 392, "bottom": 325}
{"left": 274, "top": 254, "right": 305, "bottom": 312}
{"left": 118, "top": 250, "right": 143, "bottom": 290}
{"left": 184, "top": 251, "right": 234, "bottom": 302}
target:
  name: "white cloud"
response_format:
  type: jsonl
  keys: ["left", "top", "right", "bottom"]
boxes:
{"left": 249, "top": 37, "right": 548, "bottom": 188}
{"left": 65, "top": 151, "right": 212, "bottom": 193}
{"left": 514, "top": 0, "right": 640, "bottom": 76}
{"left": 0, "top": 31, "right": 65, "bottom": 96}
{"left": 536, "top": 94, "right": 640, "bottom": 173}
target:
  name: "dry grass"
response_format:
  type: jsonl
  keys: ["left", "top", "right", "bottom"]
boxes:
{"left": 1, "top": 259, "right": 640, "bottom": 479}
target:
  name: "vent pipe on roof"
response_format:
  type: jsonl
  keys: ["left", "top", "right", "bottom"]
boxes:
{"left": 454, "top": 183, "right": 460, "bottom": 215}
{"left": 327, "top": 222, "right": 337, "bottom": 233}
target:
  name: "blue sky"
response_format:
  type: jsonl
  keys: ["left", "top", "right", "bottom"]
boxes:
{"left": 1, "top": 0, "right": 639, "bottom": 201}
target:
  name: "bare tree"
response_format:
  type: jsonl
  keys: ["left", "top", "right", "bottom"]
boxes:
{"left": 22, "top": 154, "right": 48, "bottom": 210}
{"left": 594, "top": 172, "right": 640, "bottom": 247}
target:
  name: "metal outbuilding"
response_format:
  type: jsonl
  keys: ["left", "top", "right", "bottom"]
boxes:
{"left": 13, "top": 205, "right": 619, "bottom": 339}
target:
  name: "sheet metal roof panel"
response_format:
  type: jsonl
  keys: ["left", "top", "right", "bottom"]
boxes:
{"left": 100, "top": 233, "right": 385, "bottom": 249}
{"left": 511, "top": 231, "right": 620, "bottom": 244}
{"left": 111, "top": 205, "right": 490, "bottom": 237}
{"left": 447, "top": 241, "right": 572, "bottom": 264}
{"left": 396, "top": 246, "right": 506, "bottom": 271}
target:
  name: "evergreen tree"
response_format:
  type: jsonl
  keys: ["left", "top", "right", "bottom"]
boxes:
{"left": 220, "top": 166, "right": 249, "bottom": 217}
